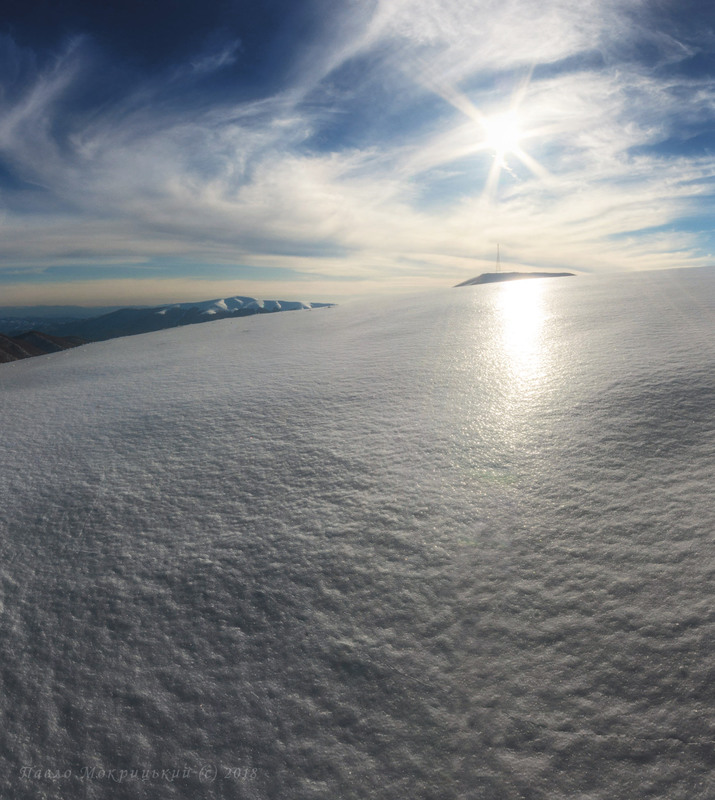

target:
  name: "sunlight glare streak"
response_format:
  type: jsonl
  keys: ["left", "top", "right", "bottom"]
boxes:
{"left": 497, "top": 280, "right": 547, "bottom": 394}
{"left": 512, "top": 147, "right": 552, "bottom": 182}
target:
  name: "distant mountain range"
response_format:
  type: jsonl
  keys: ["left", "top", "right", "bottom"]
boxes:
{"left": 454, "top": 271, "right": 575, "bottom": 286}
{"left": 0, "top": 296, "right": 334, "bottom": 363}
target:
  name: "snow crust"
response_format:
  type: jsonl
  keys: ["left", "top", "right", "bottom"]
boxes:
{"left": 1, "top": 269, "right": 714, "bottom": 799}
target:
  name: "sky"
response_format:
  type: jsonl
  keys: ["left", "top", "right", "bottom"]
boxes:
{"left": 1, "top": 0, "right": 715, "bottom": 306}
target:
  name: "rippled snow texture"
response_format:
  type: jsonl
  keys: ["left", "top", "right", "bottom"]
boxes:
{"left": 1, "top": 268, "right": 714, "bottom": 799}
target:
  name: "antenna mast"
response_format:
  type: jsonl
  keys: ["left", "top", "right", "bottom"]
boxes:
{"left": 496, "top": 243, "right": 501, "bottom": 273}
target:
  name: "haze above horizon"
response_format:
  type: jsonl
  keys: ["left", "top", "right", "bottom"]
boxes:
{"left": 2, "top": 0, "right": 715, "bottom": 306}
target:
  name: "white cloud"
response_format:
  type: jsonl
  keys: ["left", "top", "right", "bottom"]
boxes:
{"left": 1, "top": 1, "right": 714, "bottom": 304}
{"left": 189, "top": 40, "right": 241, "bottom": 75}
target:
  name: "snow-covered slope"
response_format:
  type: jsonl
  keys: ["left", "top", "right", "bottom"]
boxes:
{"left": 1, "top": 269, "right": 714, "bottom": 799}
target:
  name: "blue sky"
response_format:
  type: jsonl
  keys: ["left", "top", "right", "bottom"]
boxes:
{"left": 1, "top": 0, "right": 715, "bottom": 305}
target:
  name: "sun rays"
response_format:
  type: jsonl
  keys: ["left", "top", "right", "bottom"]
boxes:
{"left": 421, "top": 70, "right": 550, "bottom": 201}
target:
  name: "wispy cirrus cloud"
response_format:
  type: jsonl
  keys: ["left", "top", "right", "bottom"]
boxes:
{"left": 1, "top": 0, "right": 715, "bottom": 304}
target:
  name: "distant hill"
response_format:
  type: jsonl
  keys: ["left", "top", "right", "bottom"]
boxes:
{"left": 0, "top": 316, "right": 83, "bottom": 336}
{"left": 0, "top": 331, "right": 86, "bottom": 363}
{"left": 454, "top": 271, "right": 575, "bottom": 287}
{"left": 0, "top": 304, "right": 131, "bottom": 319}
{"left": 48, "top": 296, "right": 335, "bottom": 342}
{"left": 0, "top": 305, "right": 147, "bottom": 337}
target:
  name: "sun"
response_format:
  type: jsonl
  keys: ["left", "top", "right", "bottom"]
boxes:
{"left": 482, "top": 111, "right": 522, "bottom": 159}
{"left": 420, "top": 72, "right": 549, "bottom": 198}
{"left": 478, "top": 103, "right": 549, "bottom": 198}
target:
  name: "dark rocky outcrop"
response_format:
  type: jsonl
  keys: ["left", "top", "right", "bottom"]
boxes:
{"left": 0, "top": 331, "right": 86, "bottom": 364}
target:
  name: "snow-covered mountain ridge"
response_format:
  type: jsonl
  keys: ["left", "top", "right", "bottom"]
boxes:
{"left": 42, "top": 295, "right": 335, "bottom": 343}
{"left": 163, "top": 296, "right": 332, "bottom": 314}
